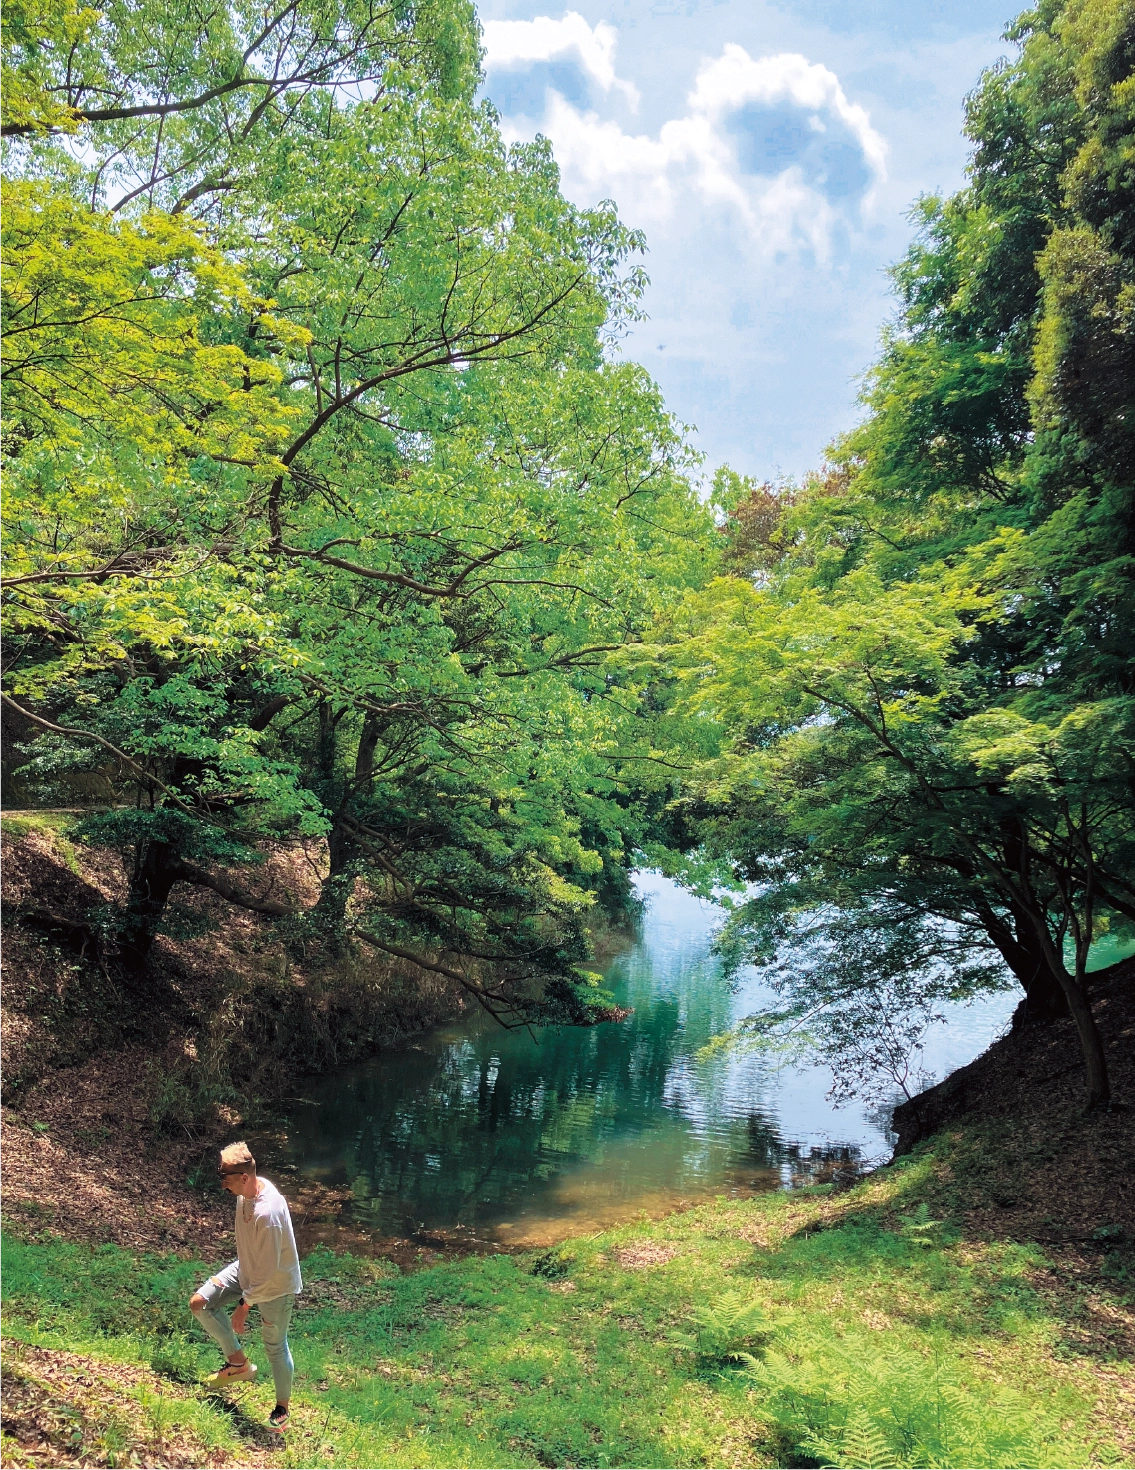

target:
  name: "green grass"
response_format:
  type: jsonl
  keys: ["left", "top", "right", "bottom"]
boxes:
{"left": 0, "top": 811, "right": 77, "bottom": 836}
{"left": 2, "top": 1139, "right": 1131, "bottom": 1468}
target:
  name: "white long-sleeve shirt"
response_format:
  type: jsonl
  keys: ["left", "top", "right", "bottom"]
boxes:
{"left": 234, "top": 1177, "right": 303, "bottom": 1304}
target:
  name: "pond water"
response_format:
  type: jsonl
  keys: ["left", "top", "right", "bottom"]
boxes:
{"left": 279, "top": 875, "right": 1020, "bottom": 1247}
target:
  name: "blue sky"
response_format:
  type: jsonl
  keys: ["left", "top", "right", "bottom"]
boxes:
{"left": 477, "top": 0, "right": 1016, "bottom": 479}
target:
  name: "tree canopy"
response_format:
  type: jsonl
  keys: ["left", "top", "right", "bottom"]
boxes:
{"left": 655, "top": 0, "right": 1134, "bottom": 1108}
{"left": 3, "top": 0, "right": 1130, "bottom": 1106}
{"left": 1, "top": 0, "right": 714, "bottom": 1025}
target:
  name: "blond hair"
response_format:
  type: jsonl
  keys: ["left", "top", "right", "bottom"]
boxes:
{"left": 219, "top": 1141, "right": 256, "bottom": 1173}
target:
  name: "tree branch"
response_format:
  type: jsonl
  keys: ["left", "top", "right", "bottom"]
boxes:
{"left": 0, "top": 693, "right": 200, "bottom": 818}
{"left": 354, "top": 929, "right": 526, "bottom": 1026}
{"left": 174, "top": 859, "right": 294, "bottom": 916}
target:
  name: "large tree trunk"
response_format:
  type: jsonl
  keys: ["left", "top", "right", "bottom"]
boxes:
{"left": 1022, "top": 903, "right": 1112, "bottom": 1111}
{"left": 119, "top": 836, "right": 183, "bottom": 971}
{"left": 977, "top": 847, "right": 1111, "bottom": 1106}
{"left": 119, "top": 838, "right": 295, "bottom": 972}
{"left": 1056, "top": 969, "right": 1111, "bottom": 1110}
{"left": 986, "top": 827, "right": 1071, "bottom": 1023}
{"left": 313, "top": 711, "right": 381, "bottom": 946}
{"left": 981, "top": 903, "right": 1070, "bottom": 1024}
{"left": 1005, "top": 929, "right": 1071, "bottom": 1024}
{"left": 311, "top": 817, "right": 355, "bottom": 947}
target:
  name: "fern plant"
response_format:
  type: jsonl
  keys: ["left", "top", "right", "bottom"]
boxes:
{"left": 899, "top": 1202, "right": 943, "bottom": 1250}
{"left": 751, "top": 1338, "right": 1080, "bottom": 1468}
{"left": 817, "top": 1407, "right": 897, "bottom": 1470}
{"left": 668, "top": 1290, "right": 776, "bottom": 1370}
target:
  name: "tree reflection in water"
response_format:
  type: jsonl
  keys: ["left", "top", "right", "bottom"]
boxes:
{"left": 280, "top": 877, "right": 884, "bottom": 1244}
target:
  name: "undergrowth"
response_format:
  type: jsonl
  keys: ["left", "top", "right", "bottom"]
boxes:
{"left": 1, "top": 1137, "right": 1131, "bottom": 1468}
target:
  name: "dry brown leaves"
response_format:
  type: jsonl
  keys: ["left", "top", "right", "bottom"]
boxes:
{"left": 895, "top": 965, "right": 1135, "bottom": 1237}
{"left": 1025, "top": 1250, "right": 1135, "bottom": 1363}
{"left": 0, "top": 1341, "right": 278, "bottom": 1469}
{"left": 0, "top": 1050, "right": 232, "bottom": 1258}
{"left": 613, "top": 1241, "right": 679, "bottom": 1270}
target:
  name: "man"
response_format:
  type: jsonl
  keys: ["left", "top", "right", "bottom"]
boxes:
{"left": 188, "top": 1142, "right": 303, "bottom": 1433}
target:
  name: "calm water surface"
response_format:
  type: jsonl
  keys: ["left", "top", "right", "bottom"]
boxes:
{"left": 280, "top": 874, "right": 1017, "bottom": 1246}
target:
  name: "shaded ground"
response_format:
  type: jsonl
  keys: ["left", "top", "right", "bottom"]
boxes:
{"left": 894, "top": 958, "right": 1135, "bottom": 1245}
{"left": 0, "top": 1342, "right": 279, "bottom": 1469}
{"left": 1, "top": 814, "right": 463, "bottom": 1108}
{"left": 2, "top": 1049, "right": 234, "bottom": 1257}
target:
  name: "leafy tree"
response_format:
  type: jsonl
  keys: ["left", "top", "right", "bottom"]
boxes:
{"left": 1, "top": 0, "right": 714, "bottom": 1024}
{"left": 659, "top": 0, "right": 1134, "bottom": 1108}
{"left": 707, "top": 905, "right": 1011, "bottom": 1118}
{"left": 663, "top": 565, "right": 1131, "bottom": 1106}
{"left": 0, "top": 0, "right": 479, "bottom": 150}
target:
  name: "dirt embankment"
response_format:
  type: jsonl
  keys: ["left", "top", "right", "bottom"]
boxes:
{"left": 893, "top": 958, "right": 1135, "bottom": 1243}
{"left": 0, "top": 814, "right": 467, "bottom": 1258}
{"left": 1, "top": 816, "right": 465, "bottom": 1099}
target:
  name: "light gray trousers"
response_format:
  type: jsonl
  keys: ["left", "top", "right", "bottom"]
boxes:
{"left": 191, "top": 1260, "right": 295, "bottom": 1404}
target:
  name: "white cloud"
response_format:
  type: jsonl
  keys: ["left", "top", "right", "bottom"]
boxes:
{"left": 527, "top": 91, "right": 833, "bottom": 254}
{"left": 482, "top": 12, "right": 640, "bottom": 109}
{"left": 690, "top": 47, "right": 887, "bottom": 200}
{"left": 492, "top": 29, "right": 887, "bottom": 261}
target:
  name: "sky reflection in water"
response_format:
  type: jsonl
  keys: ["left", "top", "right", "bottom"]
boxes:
{"left": 280, "top": 873, "right": 1017, "bottom": 1245}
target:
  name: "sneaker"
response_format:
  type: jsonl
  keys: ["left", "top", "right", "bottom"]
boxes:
{"left": 268, "top": 1405, "right": 290, "bottom": 1433}
{"left": 205, "top": 1361, "right": 258, "bottom": 1386}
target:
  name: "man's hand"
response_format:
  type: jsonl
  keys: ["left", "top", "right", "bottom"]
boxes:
{"left": 232, "top": 1300, "right": 250, "bottom": 1335}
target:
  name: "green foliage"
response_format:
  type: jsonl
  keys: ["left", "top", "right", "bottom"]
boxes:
{"left": 754, "top": 1340, "right": 1070, "bottom": 1469}
{"left": 2, "top": 0, "right": 715, "bottom": 1021}
{"left": 898, "top": 1201, "right": 944, "bottom": 1249}
{"left": 528, "top": 1246, "right": 577, "bottom": 1280}
{"left": 667, "top": 1290, "right": 775, "bottom": 1370}
{"left": 2, "top": 1129, "right": 1128, "bottom": 1468}
{"left": 146, "top": 1058, "right": 242, "bottom": 1136}
{"left": 655, "top": 0, "right": 1135, "bottom": 1107}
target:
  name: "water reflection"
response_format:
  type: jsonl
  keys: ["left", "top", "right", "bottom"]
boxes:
{"left": 280, "top": 874, "right": 1014, "bottom": 1244}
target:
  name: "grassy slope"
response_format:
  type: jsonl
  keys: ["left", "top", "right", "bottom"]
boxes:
{"left": 2, "top": 1129, "right": 1132, "bottom": 1470}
